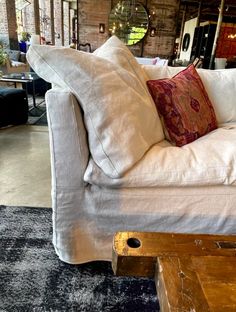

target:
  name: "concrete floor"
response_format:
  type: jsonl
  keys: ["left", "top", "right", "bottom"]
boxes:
{"left": 0, "top": 125, "right": 51, "bottom": 208}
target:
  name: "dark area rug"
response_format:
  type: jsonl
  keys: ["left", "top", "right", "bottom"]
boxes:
{"left": 27, "top": 98, "right": 47, "bottom": 126}
{"left": 0, "top": 205, "right": 159, "bottom": 312}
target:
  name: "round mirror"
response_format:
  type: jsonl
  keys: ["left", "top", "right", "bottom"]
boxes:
{"left": 109, "top": 1, "right": 149, "bottom": 46}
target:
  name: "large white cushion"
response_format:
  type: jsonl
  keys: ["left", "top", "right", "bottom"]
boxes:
{"left": 27, "top": 38, "right": 163, "bottom": 178}
{"left": 94, "top": 36, "right": 151, "bottom": 85}
{"left": 135, "top": 57, "right": 155, "bottom": 65}
{"left": 143, "top": 65, "right": 236, "bottom": 125}
{"left": 197, "top": 68, "right": 236, "bottom": 124}
{"left": 93, "top": 36, "right": 163, "bottom": 140}
{"left": 84, "top": 125, "right": 236, "bottom": 187}
{"left": 142, "top": 64, "right": 184, "bottom": 80}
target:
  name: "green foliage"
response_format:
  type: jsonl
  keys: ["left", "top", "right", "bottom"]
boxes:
{"left": 0, "top": 46, "right": 7, "bottom": 66}
{"left": 20, "top": 31, "right": 31, "bottom": 42}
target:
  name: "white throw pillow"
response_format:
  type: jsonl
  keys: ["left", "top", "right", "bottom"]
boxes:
{"left": 197, "top": 68, "right": 236, "bottom": 124}
{"left": 94, "top": 36, "right": 151, "bottom": 84}
{"left": 93, "top": 36, "right": 164, "bottom": 141}
{"left": 27, "top": 40, "right": 163, "bottom": 178}
{"left": 142, "top": 64, "right": 184, "bottom": 80}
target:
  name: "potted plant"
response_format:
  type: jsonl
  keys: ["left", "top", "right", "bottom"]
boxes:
{"left": 19, "top": 32, "right": 31, "bottom": 52}
{"left": 0, "top": 43, "right": 7, "bottom": 76}
{"left": 20, "top": 31, "right": 31, "bottom": 42}
{"left": 0, "top": 48, "right": 7, "bottom": 66}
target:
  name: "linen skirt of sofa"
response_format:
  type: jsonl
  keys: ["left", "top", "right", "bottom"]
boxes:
{"left": 52, "top": 184, "right": 236, "bottom": 264}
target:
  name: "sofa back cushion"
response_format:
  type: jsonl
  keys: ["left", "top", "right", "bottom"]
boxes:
{"left": 142, "top": 65, "right": 184, "bottom": 80}
{"left": 143, "top": 65, "right": 236, "bottom": 125}
{"left": 197, "top": 68, "right": 236, "bottom": 124}
{"left": 27, "top": 37, "right": 163, "bottom": 178}
{"left": 93, "top": 36, "right": 163, "bottom": 141}
{"left": 94, "top": 36, "right": 150, "bottom": 84}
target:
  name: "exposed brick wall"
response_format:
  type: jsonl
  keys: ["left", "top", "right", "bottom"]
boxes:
{"left": 63, "top": 1, "right": 70, "bottom": 46}
{"left": 6, "top": 0, "right": 18, "bottom": 49}
{"left": 23, "top": 0, "right": 36, "bottom": 35}
{"left": 0, "top": 0, "right": 9, "bottom": 46}
{"left": 144, "top": 0, "right": 180, "bottom": 58}
{"left": 54, "top": 0, "right": 63, "bottom": 46}
{"left": 78, "top": 0, "right": 111, "bottom": 51}
{"left": 39, "top": 0, "right": 52, "bottom": 43}
{"left": 34, "top": 0, "right": 40, "bottom": 35}
{"left": 0, "top": 0, "right": 179, "bottom": 57}
{"left": 78, "top": 0, "right": 180, "bottom": 57}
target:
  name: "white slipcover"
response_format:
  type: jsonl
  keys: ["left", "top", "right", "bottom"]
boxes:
{"left": 28, "top": 36, "right": 236, "bottom": 264}
{"left": 46, "top": 86, "right": 236, "bottom": 264}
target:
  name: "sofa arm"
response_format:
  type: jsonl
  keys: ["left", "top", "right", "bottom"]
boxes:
{"left": 46, "top": 89, "right": 89, "bottom": 189}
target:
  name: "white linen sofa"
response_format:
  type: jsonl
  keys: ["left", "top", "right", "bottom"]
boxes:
{"left": 136, "top": 56, "right": 168, "bottom": 66}
{"left": 27, "top": 36, "right": 236, "bottom": 264}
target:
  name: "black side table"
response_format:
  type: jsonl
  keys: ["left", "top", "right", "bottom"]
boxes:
{"left": 0, "top": 72, "right": 40, "bottom": 107}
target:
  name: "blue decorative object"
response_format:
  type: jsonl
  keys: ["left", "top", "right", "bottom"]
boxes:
{"left": 19, "top": 41, "right": 27, "bottom": 53}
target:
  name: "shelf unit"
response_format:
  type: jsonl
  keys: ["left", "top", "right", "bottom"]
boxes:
{"left": 191, "top": 24, "right": 216, "bottom": 69}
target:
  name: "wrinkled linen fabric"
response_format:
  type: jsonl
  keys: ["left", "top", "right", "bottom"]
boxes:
{"left": 46, "top": 90, "right": 236, "bottom": 264}
{"left": 26, "top": 37, "right": 163, "bottom": 178}
{"left": 30, "top": 36, "right": 236, "bottom": 264}
{"left": 84, "top": 125, "right": 236, "bottom": 187}
{"left": 55, "top": 184, "right": 236, "bottom": 264}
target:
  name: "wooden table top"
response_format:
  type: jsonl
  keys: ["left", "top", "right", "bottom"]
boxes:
{"left": 112, "top": 232, "right": 236, "bottom": 311}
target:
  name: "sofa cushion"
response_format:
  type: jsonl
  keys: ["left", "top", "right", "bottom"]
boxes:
{"left": 27, "top": 37, "right": 163, "bottom": 178}
{"left": 84, "top": 125, "right": 236, "bottom": 187}
{"left": 135, "top": 57, "right": 156, "bottom": 65}
{"left": 147, "top": 65, "right": 217, "bottom": 146}
{"left": 142, "top": 64, "right": 184, "bottom": 80}
{"left": 94, "top": 36, "right": 150, "bottom": 86}
{"left": 143, "top": 65, "right": 236, "bottom": 125}
{"left": 197, "top": 68, "right": 236, "bottom": 124}
{"left": 93, "top": 36, "right": 164, "bottom": 142}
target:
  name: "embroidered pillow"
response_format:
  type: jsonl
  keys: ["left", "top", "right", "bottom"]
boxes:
{"left": 147, "top": 65, "right": 217, "bottom": 147}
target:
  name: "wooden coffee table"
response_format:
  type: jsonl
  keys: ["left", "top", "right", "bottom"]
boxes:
{"left": 112, "top": 232, "right": 236, "bottom": 311}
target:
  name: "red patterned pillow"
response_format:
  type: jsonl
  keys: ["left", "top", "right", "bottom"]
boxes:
{"left": 147, "top": 65, "right": 217, "bottom": 147}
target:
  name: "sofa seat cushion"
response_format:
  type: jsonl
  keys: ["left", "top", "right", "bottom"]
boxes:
{"left": 27, "top": 36, "right": 163, "bottom": 178}
{"left": 84, "top": 125, "right": 236, "bottom": 187}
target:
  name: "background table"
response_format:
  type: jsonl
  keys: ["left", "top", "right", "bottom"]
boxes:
{"left": 0, "top": 72, "right": 40, "bottom": 107}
